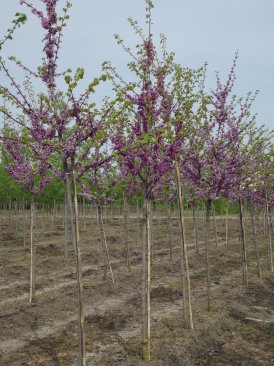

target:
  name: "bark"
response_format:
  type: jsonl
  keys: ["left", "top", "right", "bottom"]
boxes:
{"left": 111, "top": 201, "right": 114, "bottom": 224}
{"left": 177, "top": 199, "right": 187, "bottom": 323}
{"left": 64, "top": 193, "right": 68, "bottom": 258}
{"left": 250, "top": 204, "right": 261, "bottom": 277}
{"left": 192, "top": 199, "right": 199, "bottom": 253}
{"left": 239, "top": 199, "right": 248, "bottom": 286}
{"left": 83, "top": 197, "right": 86, "bottom": 231}
{"left": 9, "top": 196, "right": 11, "bottom": 221}
{"left": 141, "top": 189, "right": 151, "bottom": 361}
{"left": 137, "top": 198, "right": 140, "bottom": 246}
{"left": 123, "top": 191, "right": 131, "bottom": 271}
{"left": 175, "top": 157, "right": 193, "bottom": 329}
{"left": 15, "top": 200, "right": 18, "bottom": 245}
{"left": 213, "top": 202, "right": 218, "bottom": 247}
{"left": 65, "top": 168, "right": 86, "bottom": 366}
{"left": 23, "top": 193, "right": 26, "bottom": 249}
{"left": 265, "top": 192, "right": 273, "bottom": 273}
{"left": 166, "top": 200, "right": 173, "bottom": 261}
{"left": 150, "top": 204, "right": 153, "bottom": 264}
{"left": 205, "top": 199, "right": 212, "bottom": 310}
{"left": 97, "top": 204, "right": 114, "bottom": 282}
{"left": 225, "top": 205, "right": 229, "bottom": 246}
{"left": 29, "top": 193, "right": 36, "bottom": 303}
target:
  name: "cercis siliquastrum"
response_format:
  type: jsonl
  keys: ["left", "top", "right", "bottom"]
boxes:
{"left": 182, "top": 54, "right": 259, "bottom": 306}
{"left": 0, "top": 1, "right": 111, "bottom": 364}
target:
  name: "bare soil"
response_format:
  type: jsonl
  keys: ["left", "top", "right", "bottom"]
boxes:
{"left": 0, "top": 208, "right": 273, "bottom": 365}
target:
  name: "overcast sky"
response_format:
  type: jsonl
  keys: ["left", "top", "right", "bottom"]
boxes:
{"left": 1, "top": 0, "right": 273, "bottom": 130}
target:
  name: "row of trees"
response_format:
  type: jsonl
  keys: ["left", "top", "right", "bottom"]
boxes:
{"left": 0, "top": 1, "right": 273, "bottom": 364}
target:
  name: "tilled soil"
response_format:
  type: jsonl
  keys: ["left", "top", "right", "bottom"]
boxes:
{"left": 0, "top": 209, "right": 273, "bottom": 365}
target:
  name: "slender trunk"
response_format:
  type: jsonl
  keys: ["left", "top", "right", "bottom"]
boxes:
{"left": 142, "top": 189, "right": 151, "bottom": 361}
{"left": 29, "top": 194, "right": 36, "bottom": 303}
{"left": 83, "top": 197, "right": 86, "bottom": 231}
{"left": 192, "top": 200, "right": 199, "bottom": 253}
{"left": 97, "top": 205, "right": 114, "bottom": 283}
{"left": 145, "top": 198, "right": 151, "bottom": 361}
{"left": 65, "top": 168, "right": 86, "bottom": 366}
{"left": 111, "top": 201, "right": 114, "bottom": 224}
{"left": 23, "top": 193, "right": 26, "bottom": 249}
{"left": 96, "top": 203, "right": 99, "bottom": 224}
{"left": 175, "top": 157, "right": 193, "bottom": 329}
{"left": 177, "top": 199, "right": 187, "bottom": 323}
{"left": 64, "top": 193, "right": 68, "bottom": 258}
{"left": 250, "top": 205, "right": 261, "bottom": 277}
{"left": 9, "top": 196, "right": 11, "bottom": 221}
{"left": 150, "top": 204, "right": 153, "bottom": 264}
{"left": 51, "top": 199, "right": 55, "bottom": 228}
{"left": 137, "top": 198, "right": 140, "bottom": 246}
{"left": 123, "top": 191, "right": 131, "bottom": 271}
{"left": 213, "top": 202, "right": 218, "bottom": 247}
{"left": 15, "top": 200, "right": 18, "bottom": 245}
{"left": 220, "top": 200, "right": 223, "bottom": 222}
{"left": 72, "top": 172, "right": 86, "bottom": 366}
{"left": 270, "top": 208, "right": 274, "bottom": 237}
{"left": 263, "top": 206, "right": 266, "bottom": 235}
{"left": 265, "top": 193, "right": 273, "bottom": 272}
{"left": 205, "top": 199, "right": 212, "bottom": 310}
{"left": 42, "top": 204, "right": 45, "bottom": 232}
{"left": 225, "top": 205, "right": 229, "bottom": 246}
{"left": 239, "top": 199, "right": 248, "bottom": 286}
{"left": 167, "top": 200, "right": 173, "bottom": 261}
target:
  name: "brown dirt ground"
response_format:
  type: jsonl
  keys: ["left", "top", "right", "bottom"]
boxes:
{"left": 0, "top": 207, "right": 273, "bottom": 366}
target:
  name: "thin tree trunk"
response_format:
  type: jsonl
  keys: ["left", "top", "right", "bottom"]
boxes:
{"left": 250, "top": 204, "right": 261, "bottom": 277}
{"left": 177, "top": 199, "right": 187, "bottom": 323}
{"left": 23, "top": 192, "right": 26, "bottom": 249}
{"left": 111, "top": 201, "right": 114, "bottom": 224}
{"left": 150, "top": 204, "right": 153, "bottom": 264}
{"left": 97, "top": 204, "right": 114, "bottom": 283}
{"left": 167, "top": 200, "right": 173, "bottom": 261}
{"left": 239, "top": 199, "right": 248, "bottom": 286}
{"left": 29, "top": 193, "right": 36, "bottom": 303}
{"left": 142, "top": 189, "right": 151, "bottom": 361}
{"left": 42, "top": 204, "right": 45, "bottom": 232}
{"left": 64, "top": 193, "right": 68, "bottom": 258}
{"left": 175, "top": 157, "right": 193, "bottom": 329}
{"left": 225, "top": 205, "right": 229, "bottom": 246}
{"left": 205, "top": 199, "right": 212, "bottom": 310}
{"left": 192, "top": 199, "right": 199, "bottom": 253}
{"left": 213, "top": 202, "right": 218, "bottom": 247}
{"left": 123, "top": 191, "right": 131, "bottom": 271}
{"left": 137, "top": 198, "right": 140, "bottom": 246}
{"left": 83, "top": 197, "right": 86, "bottom": 231}
{"left": 65, "top": 169, "right": 86, "bottom": 366}
{"left": 145, "top": 198, "right": 151, "bottom": 361}
{"left": 263, "top": 205, "right": 266, "bottom": 235}
{"left": 265, "top": 192, "right": 273, "bottom": 272}
{"left": 9, "top": 196, "right": 11, "bottom": 221}
{"left": 15, "top": 200, "right": 18, "bottom": 245}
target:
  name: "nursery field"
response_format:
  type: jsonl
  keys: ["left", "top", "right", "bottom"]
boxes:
{"left": 0, "top": 209, "right": 273, "bottom": 366}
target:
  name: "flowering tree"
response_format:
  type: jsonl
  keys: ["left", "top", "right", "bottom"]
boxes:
{"left": 0, "top": 1, "right": 111, "bottom": 364}
{"left": 1, "top": 124, "right": 56, "bottom": 302}
{"left": 104, "top": 1, "right": 183, "bottom": 359}
{"left": 103, "top": 0, "right": 208, "bottom": 357}
{"left": 183, "top": 54, "right": 258, "bottom": 307}
{"left": 244, "top": 129, "right": 274, "bottom": 276}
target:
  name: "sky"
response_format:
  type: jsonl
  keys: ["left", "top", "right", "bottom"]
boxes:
{"left": 0, "top": 0, "right": 273, "bottom": 131}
